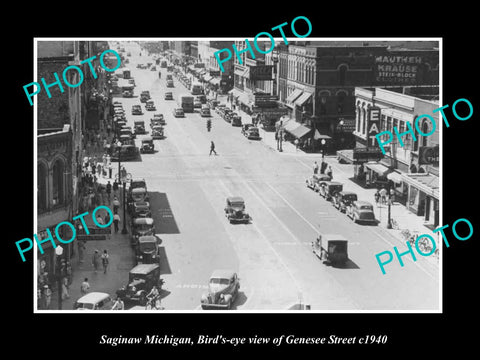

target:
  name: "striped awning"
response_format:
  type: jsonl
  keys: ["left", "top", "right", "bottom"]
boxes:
{"left": 294, "top": 92, "right": 312, "bottom": 106}
{"left": 288, "top": 124, "right": 311, "bottom": 138}
{"left": 365, "top": 162, "right": 390, "bottom": 176}
{"left": 286, "top": 89, "right": 303, "bottom": 104}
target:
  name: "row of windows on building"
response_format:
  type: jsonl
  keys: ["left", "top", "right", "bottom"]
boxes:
{"left": 38, "top": 157, "right": 68, "bottom": 212}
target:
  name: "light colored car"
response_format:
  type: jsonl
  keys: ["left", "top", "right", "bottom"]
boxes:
{"left": 74, "top": 292, "right": 113, "bottom": 310}
{"left": 346, "top": 201, "right": 376, "bottom": 224}
{"left": 173, "top": 108, "right": 184, "bottom": 118}
{"left": 200, "top": 105, "right": 211, "bottom": 117}
{"left": 201, "top": 270, "right": 240, "bottom": 310}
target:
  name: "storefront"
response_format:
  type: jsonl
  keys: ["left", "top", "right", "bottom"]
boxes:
{"left": 401, "top": 173, "right": 439, "bottom": 227}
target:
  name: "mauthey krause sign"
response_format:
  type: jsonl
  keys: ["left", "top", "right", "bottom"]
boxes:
{"left": 374, "top": 55, "right": 422, "bottom": 84}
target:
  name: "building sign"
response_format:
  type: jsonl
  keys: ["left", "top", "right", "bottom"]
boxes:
{"left": 252, "top": 93, "right": 279, "bottom": 108}
{"left": 374, "top": 55, "right": 423, "bottom": 84}
{"left": 353, "top": 147, "right": 384, "bottom": 162}
{"left": 335, "top": 118, "right": 356, "bottom": 132}
{"left": 368, "top": 107, "right": 381, "bottom": 147}
{"left": 245, "top": 58, "right": 257, "bottom": 67}
{"left": 249, "top": 65, "right": 274, "bottom": 81}
{"left": 419, "top": 146, "right": 439, "bottom": 165}
{"left": 252, "top": 106, "right": 288, "bottom": 118}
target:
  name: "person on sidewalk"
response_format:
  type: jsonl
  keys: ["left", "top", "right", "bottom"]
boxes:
{"left": 113, "top": 180, "right": 119, "bottom": 198}
{"left": 313, "top": 161, "right": 319, "bottom": 175}
{"left": 209, "top": 141, "right": 217, "bottom": 156}
{"left": 374, "top": 189, "right": 380, "bottom": 205}
{"left": 61, "top": 276, "right": 70, "bottom": 300}
{"left": 78, "top": 239, "right": 86, "bottom": 263}
{"left": 81, "top": 278, "right": 90, "bottom": 295}
{"left": 320, "top": 161, "right": 328, "bottom": 174}
{"left": 112, "top": 295, "right": 124, "bottom": 310}
{"left": 327, "top": 165, "right": 333, "bottom": 180}
{"left": 43, "top": 285, "right": 52, "bottom": 309}
{"left": 101, "top": 250, "right": 109, "bottom": 274}
{"left": 113, "top": 213, "right": 121, "bottom": 233}
{"left": 113, "top": 196, "right": 120, "bottom": 214}
{"left": 92, "top": 250, "right": 101, "bottom": 273}
{"left": 379, "top": 187, "right": 387, "bottom": 205}
{"left": 106, "top": 181, "right": 112, "bottom": 203}
{"left": 389, "top": 188, "right": 395, "bottom": 205}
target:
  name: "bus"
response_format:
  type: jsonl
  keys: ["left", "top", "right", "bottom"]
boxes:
{"left": 191, "top": 82, "right": 203, "bottom": 95}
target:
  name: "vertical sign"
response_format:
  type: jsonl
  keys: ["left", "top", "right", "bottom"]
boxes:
{"left": 368, "top": 107, "right": 381, "bottom": 147}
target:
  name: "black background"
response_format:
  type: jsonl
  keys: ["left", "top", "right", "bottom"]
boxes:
{"left": 6, "top": 3, "right": 477, "bottom": 356}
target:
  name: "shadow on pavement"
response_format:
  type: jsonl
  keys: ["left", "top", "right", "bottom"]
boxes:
{"left": 323, "top": 258, "right": 360, "bottom": 269}
{"left": 231, "top": 291, "right": 248, "bottom": 309}
{"left": 149, "top": 192, "right": 180, "bottom": 234}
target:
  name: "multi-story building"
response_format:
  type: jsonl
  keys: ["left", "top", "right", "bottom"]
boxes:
{"left": 353, "top": 87, "right": 439, "bottom": 226}
{"left": 197, "top": 41, "right": 234, "bottom": 93}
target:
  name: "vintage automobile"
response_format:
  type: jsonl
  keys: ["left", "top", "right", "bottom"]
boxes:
{"left": 151, "top": 125, "right": 164, "bottom": 139}
{"left": 224, "top": 196, "right": 252, "bottom": 224}
{"left": 200, "top": 270, "right": 240, "bottom": 310}
{"left": 166, "top": 79, "right": 174, "bottom": 87}
{"left": 140, "top": 137, "right": 155, "bottom": 154}
{"left": 129, "top": 187, "right": 149, "bottom": 209}
{"left": 318, "top": 181, "right": 343, "bottom": 201}
{"left": 215, "top": 104, "right": 226, "bottom": 115}
{"left": 164, "top": 92, "right": 173, "bottom": 100}
{"left": 111, "top": 144, "right": 138, "bottom": 161}
{"left": 134, "top": 120, "right": 146, "bottom": 135}
{"left": 136, "top": 236, "right": 160, "bottom": 265}
{"left": 129, "top": 178, "right": 147, "bottom": 193}
{"left": 173, "top": 108, "right": 185, "bottom": 118}
{"left": 312, "top": 234, "right": 348, "bottom": 266}
{"left": 241, "top": 123, "right": 255, "bottom": 136}
{"left": 145, "top": 100, "right": 156, "bottom": 111}
{"left": 131, "top": 200, "right": 152, "bottom": 219}
{"left": 166, "top": 74, "right": 173, "bottom": 81}
{"left": 150, "top": 65, "right": 157, "bottom": 71}
{"left": 122, "top": 90, "right": 133, "bottom": 98}
{"left": 222, "top": 109, "right": 233, "bottom": 123}
{"left": 131, "top": 104, "right": 143, "bottom": 115}
{"left": 151, "top": 113, "right": 166, "bottom": 126}
{"left": 193, "top": 98, "right": 202, "bottom": 108}
{"left": 231, "top": 115, "right": 242, "bottom": 127}
{"left": 245, "top": 127, "right": 261, "bottom": 140}
{"left": 73, "top": 292, "right": 113, "bottom": 310}
{"left": 119, "top": 134, "right": 134, "bottom": 146}
{"left": 207, "top": 99, "right": 219, "bottom": 110}
{"left": 200, "top": 105, "right": 211, "bottom": 117}
{"left": 305, "top": 174, "right": 332, "bottom": 191}
{"left": 332, "top": 191, "right": 358, "bottom": 213}
{"left": 346, "top": 200, "right": 376, "bottom": 224}
{"left": 120, "top": 126, "right": 135, "bottom": 139}
{"left": 116, "top": 263, "right": 162, "bottom": 306}
{"left": 131, "top": 217, "right": 155, "bottom": 247}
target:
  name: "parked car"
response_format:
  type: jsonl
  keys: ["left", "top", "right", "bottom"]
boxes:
{"left": 241, "top": 123, "right": 255, "bottom": 136}
{"left": 305, "top": 174, "right": 331, "bottom": 191}
{"left": 224, "top": 196, "right": 252, "bottom": 223}
{"left": 151, "top": 125, "right": 164, "bottom": 139}
{"left": 200, "top": 105, "right": 211, "bottom": 117}
{"left": 134, "top": 120, "right": 146, "bottom": 135}
{"left": 167, "top": 79, "right": 174, "bottom": 87}
{"left": 129, "top": 178, "right": 147, "bottom": 193}
{"left": 116, "top": 264, "right": 162, "bottom": 306}
{"left": 346, "top": 201, "right": 376, "bottom": 224}
{"left": 145, "top": 100, "right": 156, "bottom": 111}
{"left": 318, "top": 181, "right": 343, "bottom": 201}
{"left": 131, "top": 200, "right": 152, "bottom": 219}
{"left": 73, "top": 292, "right": 113, "bottom": 310}
{"left": 200, "top": 270, "right": 240, "bottom": 310}
{"left": 131, "top": 217, "right": 155, "bottom": 247}
{"left": 245, "top": 126, "right": 261, "bottom": 140}
{"left": 136, "top": 236, "right": 160, "bottom": 264}
{"left": 231, "top": 115, "right": 242, "bottom": 127}
{"left": 173, "top": 108, "right": 185, "bottom": 118}
{"left": 140, "top": 137, "right": 154, "bottom": 154}
{"left": 333, "top": 191, "right": 358, "bottom": 213}
{"left": 164, "top": 92, "right": 173, "bottom": 100}
{"left": 122, "top": 90, "right": 133, "bottom": 97}
{"left": 111, "top": 144, "right": 138, "bottom": 161}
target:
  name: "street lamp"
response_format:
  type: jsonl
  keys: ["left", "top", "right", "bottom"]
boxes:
{"left": 55, "top": 245, "right": 64, "bottom": 310}
{"left": 116, "top": 141, "right": 128, "bottom": 235}
{"left": 321, "top": 139, "right": 326, "bottom": 159}
{"left": 386, "top": 183, "right": 392, "bottom": 229}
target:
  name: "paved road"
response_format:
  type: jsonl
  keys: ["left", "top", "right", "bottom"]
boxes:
{"left": 111, "top": 41, "right": 439, "bottom": 311}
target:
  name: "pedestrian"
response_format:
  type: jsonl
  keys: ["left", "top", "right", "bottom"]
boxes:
{"left": 37, "top": 289, "right": 43, "bottom": 310}
{"left": 101, "top": 250, "right": 109, "bottom": 274}
{"left": 104, "top": 212, "right": 111, "bottom": 227}
{"left": 97, "top": 163, "right": 102, "bottom": 177}
{"left": 113, "top": 180, "right": 119, "bottom": 198}
{"left": 113, "top": 213, "right": 121, "bottom": 233}
{"left": 66, "top": 261, "right": 73, "bottom": 285}
{"left": 81, "top": 278, "right": 90, "bottom": 295}
{"left": 294, "top": 138, "right": 299, "bottom": 150}
{"left": 320, "top": 161, "right": 327, "bottom": 174}
{"left": 96, "top": 213, "right": 104, "bottom": 226}
{"left": 92, "top": 250, "right": 101, "bottom": 273}
{"left": 327, "top": 165, "right": 333, "bottom": 179}
{"left": 108, "top": 163, "right": 112, "bottom": 179}
{"left": 113, "top": 196, "right": 120, "bottom": 214}
{"left": 313, "top": 161, "right": 319, "bottom": 175}
{"left": 379, "top": 187, "right": 387, "bottom": 204}
{"left": 106, "top": 181, "right": 112, "bottom": 202}
{"left": 43, "top": 285, "right": 52, "bottom": 309}
{"left": 390, "top": 188, "right": 395, "bottom": 204}
{"left": 78, "top": 239, "right": 86, "bottom": 263}
{"left": 61, "top": 276, "right": 70, "bottom": 300}
{"left": 374, "top": 189, "right": 380, "bottom": 205}
{"left": 209, "top": 141, "right": 217, "bottom": 156}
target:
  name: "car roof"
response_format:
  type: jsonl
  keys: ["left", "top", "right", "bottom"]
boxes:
{"left": 322, "top": 234, "right": 348, "bottom": 241}
{"left": 142, "top": 136, "right": 153, "bottom": 141}
{"left": 138, "top": 235, "right": 157, "bottom": 243}
{"left": 211, "top": 269, "right": 236, "bottom": 279}
{"left": 355, "top": 200, "right": 373, "bottom": 207}
{"left": 227, "top": 196, "right": 244, "bottom": 203}
{"left": 133, "top": 217, "right": 154, "bottom": 225}
{"left": 130, "top": 263, "right": 159, "bottom": 274}
{"left": 132, "top": 187, "right": 147, "bottom": 194}
{"left": 131, "top": 178, "right": 146, "bottom": 183}
{"left": 340, "top": 191, "right": 357, "bottom": 196}
{"left": 134, "top": 201, "right": 149, "bottom": 207}
{"left": 325, "top": 181, "right": 343, "bottom": 186}
{"left": 76, "top": 292, "right": 111, "bottom": 303}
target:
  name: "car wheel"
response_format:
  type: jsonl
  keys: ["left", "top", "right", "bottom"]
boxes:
{"left": 353, "top": 215, "right": 358, "bottom": 223}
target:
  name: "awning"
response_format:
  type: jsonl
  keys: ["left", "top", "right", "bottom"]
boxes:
{"left": 289, "top": 124, "right": 311, "bottom": 139}
{"left": 401, "top": 173, "right": 439, "bottom": 200}
{"left": 313, "top": 129, "right": 331, "bottom": 140}
{"left": 286, "top": 89, "right": 303, "bottom": 103}
{"left": 231, "top": 89, "right": 251, "bottom": 106}
{"left": 387, "top": 171, "right": 403, "bottom": 184}
{"left": 284, "top": 120, "right": 301, "bottom": 132}
{"left": 365, "top": 162, "right": 390, "bottom": 176}
{"left": 209, "top": 77, "right": 220, "bottom": 85}
{"left": 294, "top": 92, "right": 312, "bottom": 107}
{"left": 276, "top": 115, "right": 292, "bottom": 128}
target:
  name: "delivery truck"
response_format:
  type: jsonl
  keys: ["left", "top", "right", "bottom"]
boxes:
{"left": 178, "top": 94, "right": 194, "bottom": 113}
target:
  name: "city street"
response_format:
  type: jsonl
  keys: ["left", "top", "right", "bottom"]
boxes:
{"left": 107, "top": 41, "right": 439, "bottom": 311}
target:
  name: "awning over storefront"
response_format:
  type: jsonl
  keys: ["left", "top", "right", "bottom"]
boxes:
{"left": 285, "top": 89, "right": 303, "bottom": 107}
{"left": 294, "top": 92, "right": 312, "bottom": 107}
{"left": 231, "top": 89, "right": 251, "bottom": 107}
{"left": 289, "top": 124, "right": 311, "bottom": 139}
{"left": 387, "top": 171, "right": 403, "bottom": 184}
{"left": 275, "top": 116, "right": 292, "bottom": 129}
{"left": 365, "top": 162, "right": 390, "bottom": 176}
{"left": 209, "top": 77, "right": 220, "bottom": 85}
{"left": 313, "top": 129, "right": 331, "bottom": 140}
{"left": 284, "top": 120, "right": 301, "bottom": 133}
{"left": 401, "top": 173, "right": 439, "bottom": 200}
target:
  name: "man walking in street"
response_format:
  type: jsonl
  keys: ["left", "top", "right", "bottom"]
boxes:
{"left": 313, "top": 161, "right": 319, "bottom": 174}
{"left": 92, "top": 250, "right": 101, "bottom": 273}
{"left": 81, "top": 278, "right": 90, "bottom": 295}
{"left": 113, "top": 180, "right": 119, "bottom": 198}
{"left": 101, "top": 250, "right": 109, "bottom": 274}
{"left": 106, "top": 181, "right": 112, "bottom": 203}
{"left": 209, "top": 141, "right": 217, "bottom": 156}
{"left": 327, "top": 165, "right": 333, "bottom": 180}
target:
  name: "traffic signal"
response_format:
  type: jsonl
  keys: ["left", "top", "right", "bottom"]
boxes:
{"left": 207, "top": 119, "right": 212, "bottom": 132}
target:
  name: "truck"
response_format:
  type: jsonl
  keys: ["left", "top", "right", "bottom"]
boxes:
{"left": 178, "top": 94, "right": 194, "bottom": 113}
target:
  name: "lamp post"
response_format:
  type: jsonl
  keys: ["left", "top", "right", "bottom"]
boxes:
{"left": 55, "top": 245, "right": 64, "bottom": 310}
{"left": 122, "top": 178, "right": 127, "bottom": 234}
{"left": 116, "top": 141, "right": 128, "bottom": 235}
{"left": 386, "top": 182, "right": 392, "bottom": 229}
{"left": 321, "top": 139, "right": 326, "bottom": 159}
